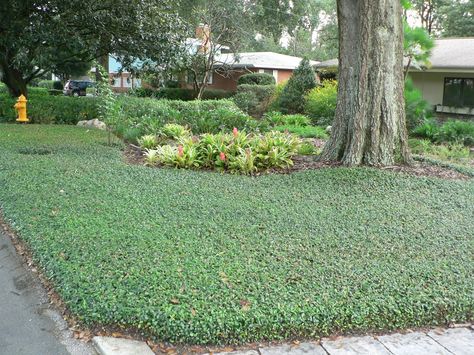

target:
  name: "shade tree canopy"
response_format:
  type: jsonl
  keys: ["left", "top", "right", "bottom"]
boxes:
{"left": 0, "top": 0, "right": 185, "bottom": 97}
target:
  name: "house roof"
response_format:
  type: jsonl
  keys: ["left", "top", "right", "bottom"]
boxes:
{"left": 215, "top": 52, "right": 319, "bottom": 70}
{"left": 315, "top": 38, "right": 474, "bottom": 72}
{"left": 426, "top": 38, "right": 474, "bottom": 70}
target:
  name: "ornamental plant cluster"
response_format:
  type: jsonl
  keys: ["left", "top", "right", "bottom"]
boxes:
{"left": 140, "top": 124, "right": 301, "bottom": 174}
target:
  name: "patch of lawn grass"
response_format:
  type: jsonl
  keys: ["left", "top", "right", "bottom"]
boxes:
{"left": 0, "top": 124, "right": 473, "bottom": 344}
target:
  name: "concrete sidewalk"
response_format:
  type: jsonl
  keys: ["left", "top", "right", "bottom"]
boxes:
{"left": 0, "top": 230, "right": 94, "bottom": 355}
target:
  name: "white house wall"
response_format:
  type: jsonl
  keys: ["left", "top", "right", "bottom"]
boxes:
{"left": 410, "top": 71, "right": 474, "bottom": 107}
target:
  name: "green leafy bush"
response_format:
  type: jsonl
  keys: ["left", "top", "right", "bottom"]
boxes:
{"left": 37, "top": 80, "right": 56, "bottom": 89}
{"left": 413, "top": 119, "right": 474, "bottom": 146}
{"left": 297, "top": 141, "right": 318, "bottom": 155}
{"left": 405, "top": 77, "right": 432, "bottom": 131}
{"left": 130, "top": 87, "right": 155, "bottom": 98}
{"left": 154, "top": 88, "right": 197, "bottom": 101}
{"left": 264, "top": 112, "right": 311, "bottom": 126}
{"left": 279, "top": 58, "right": 317, "bottom": 114}
{"left": 53, "top": 81, "right": 63, "bottom": 90}
{"left": 274, "top": 125, "right": 328, "bottom": 139}
{"left": 0, "top": 93, "right": 99, "bottom": 124}
{"left": 437, "top": 120, "right": 474, "bottom": 146}
{"left": 237, "top": 73, "right": 276, "bottom": 86}
{"left": 130, "top": 87, "right": 233, "bottom": 101}
{"left": 305, "top": 80, "right": 337, "bottom": 126}
{"left": 233, "top": 84, "right": 275, "bottom": 117}
{"left": 409, "top": 138, "right": 470, "bottom": 162}
{"left": 232, "top": 91, "right": 259, "bottom": 116}
{"left": 116, "top": 97, "right": 261, "bottom": 138}
{"left": 48, "top": 89, "right": 63, "bottom": 96}
{"left": 267, "top": 81, "right": 287, "bottom": 112}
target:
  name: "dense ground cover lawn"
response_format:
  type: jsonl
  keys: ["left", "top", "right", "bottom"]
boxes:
{"left": 0, "top": 124, "right": 473, "bottom": 344}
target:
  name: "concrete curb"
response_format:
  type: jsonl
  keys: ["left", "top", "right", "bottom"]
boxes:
{"left": 93, "top": 336, "right": 154, "bottom": 355}
{"left": 92, "top": 326, "right": 474, "bottom": 355}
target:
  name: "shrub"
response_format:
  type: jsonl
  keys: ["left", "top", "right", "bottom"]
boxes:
{"left": 0, "top": 93, "right": 99, "bottom": 124}
{"left": 267, "top": 81, "right": 287, "bottom": 112}
{"left": 264, "top": 112, "right": 311, "bottom": 126}
{"left": 154, "top": 88, "right": 196, "bottom": 101}
{"left": 409, "top": 138, "right": 470, "bottom": 162}
{"left": 53, "top": 81, "right": 63, "bottom": 90}
{"left": 436, "top": 120, "right": 474, "bottom": 146}
{"left": 279, "top": 58, "right": 317, "bottom": 114}
{"left": 412, "top": 119, "right": 439, "bottom": 140}
{"left": 201, "top": 89, "right": 235, "bottom": 100}
{"left": 413, "top": 119, "right": 474, "bottom": 146}
{"left": 37, "top": 80, "right": 55, "bottom": 89}
{"left": 130, "top": 87, "right": 155, "bottom": 98}
{"left": 298, "top": 141, "right": 318, "bottom": 155}
{"left": 274, "top": 125, "right": 328, "bottom": 139}
{"left": 232, "top": 91, "right": 259, "bottom": 116}
{"left": 234, "top": 84, "right": 275, "bottom": 117}
{"left": 305, "top": 80, "right": 338, "bottom": 126}
{"left": 116, "top": 97, "right": 260, "bottom": 137}
{"left": 405, "top": 77, "right": 432, "bottom": 131}
{"left": 318, "top": 67, "right": 338, "bottom": 82}
{"left": 48, "top": 89, "right": 63, "bottom": 96}
{"left": 28, "top": 87, "right": 50, "bottom": 96}
{"left": 130, "top": 87, "right": 233, "bottom": 101}
{"left": 238, "top": 73, "right": 276, "bottom": 86}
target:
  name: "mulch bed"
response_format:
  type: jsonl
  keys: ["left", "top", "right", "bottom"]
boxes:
{"left": 123, "top": 143, "right": 471, "bottom": 180}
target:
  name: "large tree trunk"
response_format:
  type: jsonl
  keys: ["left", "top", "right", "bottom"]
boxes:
{"left": 320, "top": 0, "right": 411, "bottom": 166}
{"left": 0, "top": 61, "right": 28, "bottom": 97}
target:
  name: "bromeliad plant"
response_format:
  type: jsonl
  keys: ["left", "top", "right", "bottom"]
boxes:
{"left": 138, "top": 134, "right": 158, "bottom": 149}
{"left": 139, "top": 126, "right": 302, "bottom": 174}
{"left": 160, "top": 123, "right": 191, "bottom": 140}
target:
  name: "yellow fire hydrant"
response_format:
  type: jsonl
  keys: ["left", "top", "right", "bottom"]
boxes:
{"left": 14, "top": 95, "right": 29, "bottom": 123}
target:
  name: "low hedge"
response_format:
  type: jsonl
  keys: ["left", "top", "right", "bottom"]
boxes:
{"left": 131, "top": 87, "right": 234, "bottom": 101}
{"left": 238, "top": 73, "right": 276, "bottom": 86}
{"left": 0, "top": 89, "right": 263, "bottom": 137}
{"left": 0, "top": 93, "right": 99, "bottom": 124}
{"left": 115, "top": 97, "right": 264, "bottom": 141}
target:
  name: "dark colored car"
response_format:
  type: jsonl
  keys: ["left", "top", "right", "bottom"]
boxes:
{"left": 63, "top": 80, "right": 94, "bottom": 96}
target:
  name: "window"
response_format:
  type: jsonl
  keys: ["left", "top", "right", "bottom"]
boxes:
{"left": 259, "top": 69, "right": 278, "bottom": 82}
{"left": 187, "top": 71, "right": 213, "bottom": 85}
{"left": 443, "top": 78, "right": 474, "bottom": 107}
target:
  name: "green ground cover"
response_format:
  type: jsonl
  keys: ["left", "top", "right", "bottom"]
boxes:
{"left": 0, "top": 124, "right": 473, "bottom": 344}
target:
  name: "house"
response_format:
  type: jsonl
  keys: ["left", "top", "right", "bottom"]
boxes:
{"left": 107, "top": 56, "right": 142, "bottom": 93}
{"left": 204, "top": 52, "right": 319, "bottom": 91}
{"left": 315, "top": 38, "right": 474, "bottom": 116}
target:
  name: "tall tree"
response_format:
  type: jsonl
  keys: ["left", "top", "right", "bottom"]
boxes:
{"left": 0, "top": 0, "right": 185, "bottom": 97}
{"left": 439, "top": 0, "right": 474, "bottom": 37}
{"left": 320, "top": 0, "right": 411, "bottom": 166}
{"left": 409, "top": 0, "right": 447, "bottom": 34}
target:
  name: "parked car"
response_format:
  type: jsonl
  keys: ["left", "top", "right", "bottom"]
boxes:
{"left": 63, "top": 80, "right": 94, "bottom": 96}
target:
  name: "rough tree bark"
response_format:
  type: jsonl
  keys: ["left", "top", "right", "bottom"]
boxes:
{"left": 0, "top": 60, "right": 28, "bottom": 97}
{"left": 320, "top": 0, "right": 411, "bottom": 166}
